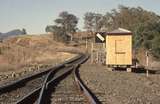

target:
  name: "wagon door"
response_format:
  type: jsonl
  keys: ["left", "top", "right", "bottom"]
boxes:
{"left": 115, "top": 40, "right": 125, "bottom": 65}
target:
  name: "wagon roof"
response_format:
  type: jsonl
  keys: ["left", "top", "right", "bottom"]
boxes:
{"left": 107, "top": 28, "right": 132, "bottom": 35}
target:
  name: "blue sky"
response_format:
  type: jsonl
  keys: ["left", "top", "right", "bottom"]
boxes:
{"left": 0, "top": 0, "right": 160, "bottom": 34}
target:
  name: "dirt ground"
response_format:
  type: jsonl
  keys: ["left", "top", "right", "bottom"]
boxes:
{"left": 79, "top": 63, "right": 160, "bottom": 104}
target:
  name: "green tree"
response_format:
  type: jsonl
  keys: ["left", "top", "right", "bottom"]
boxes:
{"left": 84, "top": 12, "right": 95, "bottom": 32}
{"left": 102, "top": 5, "right": 160, "bottom": 47}
{"left": 55, "top": 11, "right": 78, "bottom": 34}
{"left": 22, "top": 28, "right": 27, "bottom": 34}
{"left": 45, "top": 25, "right": 55, "bottom": 33}
{"left": 84, "top": 12, "right": 103, "bottom": 32}
{"left": 46, "top": 11, "right": 78, "bottom": 42}
{"left": 84, "top": 5, "right": 160, "bottom": 58}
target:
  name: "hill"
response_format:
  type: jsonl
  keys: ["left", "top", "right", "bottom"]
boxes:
{"left": 0, "top": 34, "right": 75, "bottom": 72}
{"left": 0, "top": 29, "right": 26, "bottom": 40}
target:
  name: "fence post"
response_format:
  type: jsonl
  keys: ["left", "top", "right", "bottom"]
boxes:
{"left": 91, "top": 43, "right": 94, "bottom": 64}
{"left": 146, "top": 51, "right": 149, "bottom": 77}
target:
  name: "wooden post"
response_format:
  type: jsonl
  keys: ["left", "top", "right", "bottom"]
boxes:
{"left": 71, "top": 34, "right": 73, "bottom": 41}
{"left": 102, "top": 43, "right": 105, "bottom": 64}
{"left": 97, "top": 51, "right": 99, "bottom": 64}
{"left": 91, "top": 43, "right": 94, "bottom": 64}
{"left": 98, "top": 50, "right": 100, "bottom": 64}
{"left": 100, "top": 51, "right": 102, "bottom": 64}
{"left": 146, "top": 51, "right": 149, "bottom": 77}
{"left": 102, "top": 43, "right": 105, "bottom": 49}
{"left": 85, "top": 38, "right": 87, "bottom": 49}
{"left": 81, "top": 35, "right": 82, "bottom": 41}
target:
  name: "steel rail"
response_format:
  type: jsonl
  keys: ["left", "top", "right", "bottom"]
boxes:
{"left": 37, "top": 54, "right": 84, "bottom": 104}
{"left": 37, "top": 66, "right": 74, "bottom": 104}
{"left": 37, "top": 53, "right": 100, "bottom": 104}
{"left": 16, "top": 87, "right": 41, "bottom": 104}
{"left": 73, "top": 56, "right": 101, "bottom": 104}
{"left": 15, "top": 54, "right": 83, "bottom": 104}
{"left": 5, "top": 53, "right": 100, "bottom": 104}
{"left": 0, "top": 54, "right": 82, "bottom": 94}
{"left": 0, "top": 67, "right": 51, "bottom": 94}
{"left": 16, "top": 66, "right": 74, "bottom": 104}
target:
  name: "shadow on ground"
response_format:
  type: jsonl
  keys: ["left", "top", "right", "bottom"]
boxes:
{"left": 114, "top": 67, "right": 160, "bottom": 74}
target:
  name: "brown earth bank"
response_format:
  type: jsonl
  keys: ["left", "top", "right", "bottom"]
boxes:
{"left": 0, "top": 34, "right": 78, "bottom": 84}
{"left": 79, "top": 63, "right": 160, "bottom": 104}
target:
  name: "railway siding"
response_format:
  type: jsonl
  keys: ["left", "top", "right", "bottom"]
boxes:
{"left": 0, "top": 53, "right": 99, "bottom": 104}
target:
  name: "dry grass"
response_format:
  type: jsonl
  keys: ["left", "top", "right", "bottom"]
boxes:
{"left": 0, "top": 34, "right": 75, "bottom": 72}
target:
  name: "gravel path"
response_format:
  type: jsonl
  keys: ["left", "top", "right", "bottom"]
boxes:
{"left": 79, "top": 64, "right": 160, "bottom": 104}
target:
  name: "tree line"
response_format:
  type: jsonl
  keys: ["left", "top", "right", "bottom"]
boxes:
{"left": 46, "top": 5, "right": 160, "bottom": 58}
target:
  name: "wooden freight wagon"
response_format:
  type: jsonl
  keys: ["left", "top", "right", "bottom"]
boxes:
{"left": 106, "top": 28, "right": 132, "bottom": 72}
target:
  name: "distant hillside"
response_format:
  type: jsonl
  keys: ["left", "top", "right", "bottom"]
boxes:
{"left": 0, "top": 29, "right": 26, "bottom": 40}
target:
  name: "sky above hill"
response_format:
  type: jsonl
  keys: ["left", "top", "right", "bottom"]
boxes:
{"left": 0, "top": 0, "right": 160, "bottom": 34}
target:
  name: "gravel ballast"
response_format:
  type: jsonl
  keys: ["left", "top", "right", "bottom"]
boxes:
{"left": 79, "top": 64, "right": 160, "bottom": 104}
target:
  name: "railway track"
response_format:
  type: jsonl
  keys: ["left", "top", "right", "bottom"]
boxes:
{"left": 50, "top": 72, "right": 87, "bottom": 104}
{"left": 0, "top": 53, "right": 100, "bottom": 104}
{"left": 0, "top": 67, "right": 52, "bottom": 103}
{"left": 0, "top": 76, "right": 45, "bottom": 103}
